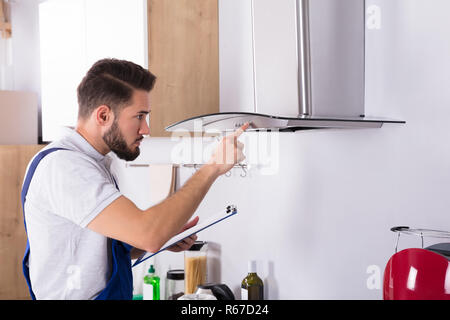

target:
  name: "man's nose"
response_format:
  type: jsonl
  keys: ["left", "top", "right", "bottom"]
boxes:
{"left": 139, "top": 118, "right": 150, "bottom": 135}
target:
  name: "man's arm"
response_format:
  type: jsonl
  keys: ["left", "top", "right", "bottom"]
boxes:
{"left": 87, "top": 162, "right": 219, "bottom": 253}
{"left": 87, "top": 123, "right": 249, "bottom": 253}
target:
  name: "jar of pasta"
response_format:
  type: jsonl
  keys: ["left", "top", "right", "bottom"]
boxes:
{"left": 184, "top": 241, "right": 208, "bottom": 294}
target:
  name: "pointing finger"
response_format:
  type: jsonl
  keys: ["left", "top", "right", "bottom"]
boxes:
{"left": 232, "top": 122, "right": 250, "bottom": 138}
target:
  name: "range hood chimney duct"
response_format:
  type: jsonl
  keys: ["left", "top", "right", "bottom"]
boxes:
{"left": 298, "top": 0, "right": 312, "bottom": 118}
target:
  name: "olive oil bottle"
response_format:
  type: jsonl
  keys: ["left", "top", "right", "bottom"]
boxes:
{"left": 241, "top": 260, "right": 264, "bottom": 300}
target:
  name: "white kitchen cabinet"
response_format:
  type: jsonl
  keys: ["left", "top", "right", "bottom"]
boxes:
{"left": 39, "top": 0, "right": 147, "bottom": 142}
{"left": 0, "top": 90, "right": 38, "bottom": 144}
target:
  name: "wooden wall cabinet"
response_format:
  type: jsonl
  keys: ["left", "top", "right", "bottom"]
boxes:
{"left": 0, "top": 145, "right": 44, "bottom": 299}
{"left": 147, "top": 0, "right": 219, "bottom": 137}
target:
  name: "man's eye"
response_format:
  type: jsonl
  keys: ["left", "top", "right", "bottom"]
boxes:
{"left": 137, "top": 115, "right": 144, "bottom": 120}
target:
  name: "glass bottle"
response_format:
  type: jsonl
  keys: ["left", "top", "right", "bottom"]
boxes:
{"left": 241, "top": 260, "right": 264, "bottom": 300}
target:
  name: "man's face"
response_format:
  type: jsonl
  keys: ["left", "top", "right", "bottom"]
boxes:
{"left": 102, "top": 90, "right": 151, "bottom": 161}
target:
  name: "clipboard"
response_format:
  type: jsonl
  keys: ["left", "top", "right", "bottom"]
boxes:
{"left": 132, "top": 205, "right": 237, "bottom": 267}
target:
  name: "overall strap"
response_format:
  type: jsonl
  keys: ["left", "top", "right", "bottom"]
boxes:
{"left": 21, "top": 147, "right": 69, "bottom": 300}
{"left": 94, "top": 175, "right": 133, "bottom": 300}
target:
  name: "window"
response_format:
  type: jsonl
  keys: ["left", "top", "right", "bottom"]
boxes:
{"left": 39, "top": 0, "right": 147, "bottom": 142}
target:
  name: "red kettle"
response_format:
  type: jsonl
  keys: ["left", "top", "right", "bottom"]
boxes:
{"left": 383, "top": 227, "right": 450, "bottom": 300}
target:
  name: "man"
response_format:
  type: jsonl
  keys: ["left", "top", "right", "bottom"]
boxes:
{"left": 22, "top": 58, "right": 248, "bottom": 300}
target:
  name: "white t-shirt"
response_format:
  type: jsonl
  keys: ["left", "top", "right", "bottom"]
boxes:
{"left": 23, "top": 129, "right": 122, "bottom": 299}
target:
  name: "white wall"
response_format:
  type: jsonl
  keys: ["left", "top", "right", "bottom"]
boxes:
{"left": 115, "top": 0, "right": 450, "bottom": 300}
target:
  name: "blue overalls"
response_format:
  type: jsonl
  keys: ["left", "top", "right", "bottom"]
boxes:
{"left": 21, "top": 147, "right": 133, "bottom": 300}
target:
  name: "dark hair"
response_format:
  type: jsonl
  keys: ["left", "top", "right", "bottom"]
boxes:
{"left": 77, "top": 58, "right": 156, "bottom": 120}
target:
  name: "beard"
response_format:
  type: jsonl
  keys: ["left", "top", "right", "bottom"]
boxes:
{"left": 103, "top": 120, "right": 141, "bottom": 161}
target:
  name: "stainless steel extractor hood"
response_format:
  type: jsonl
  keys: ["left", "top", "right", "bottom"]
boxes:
{"left": 165, "top": 0, "right": 405, "bottom": 133}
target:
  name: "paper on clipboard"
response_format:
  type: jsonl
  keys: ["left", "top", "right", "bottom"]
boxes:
{"left": 132, "top": 205, "right": 237, "bottom": 267}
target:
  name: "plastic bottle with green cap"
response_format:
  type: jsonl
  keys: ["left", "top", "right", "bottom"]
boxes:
{"left": 143, "top": 265, "right": 160, "bottom": 300}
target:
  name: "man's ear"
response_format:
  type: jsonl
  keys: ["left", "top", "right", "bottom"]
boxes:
{"left": 95, "top": 105, "right": 113, "bottom": 125}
